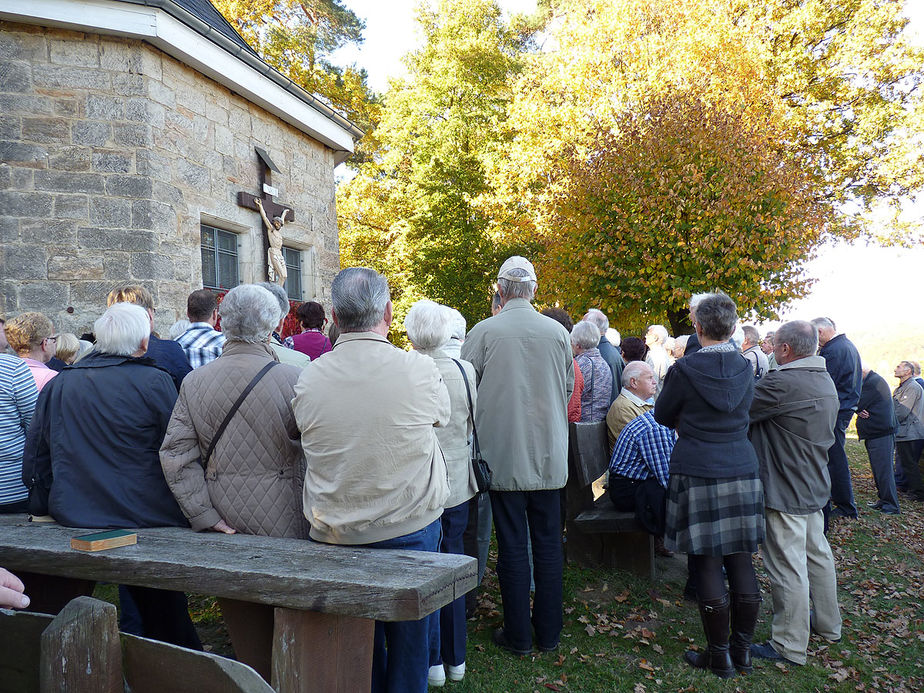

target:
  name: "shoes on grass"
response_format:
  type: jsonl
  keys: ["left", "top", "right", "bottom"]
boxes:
{"left": 446, "top": 662, "right": 465, "bottom": 682}
{"left": 492, "top": 628, "right": 533, "bottom": 656}
{"left": 750, "top": 641, "right": 802, "bottom": 666}
{"left": 428, "top": 664, "right": 446, "bottom": 687}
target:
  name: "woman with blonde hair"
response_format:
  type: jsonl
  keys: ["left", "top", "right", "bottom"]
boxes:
{"left": 4, "top": 313, "right": 57, "bottom": 392}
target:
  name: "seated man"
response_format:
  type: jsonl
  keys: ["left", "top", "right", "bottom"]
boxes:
{"left": 606, "top": 361, "right": 656, "bottom": 450}
{"left": 607, "top": 411, "right": 674, "bottom": 543}
{"left": 21, "top": 302, "right": 200, "bottom": 649}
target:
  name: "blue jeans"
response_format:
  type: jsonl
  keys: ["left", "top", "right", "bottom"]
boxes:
{"left": 864, "top": 434, "right": 900, "bottom": 513}
{"left": 361, "top": 520, "right": 441, "bottom": 693}
{"left": 490, "top": 489, "right": 563, "bottom": 651}
{"left": 826, "top": 410, "right": 857, "bottom": 518}
{"left": 430, "top": 502, "right": 469, "bottom": 668}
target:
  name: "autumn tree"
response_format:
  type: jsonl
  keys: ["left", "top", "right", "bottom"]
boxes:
{"left": 338, "top": 0, "right": 524, "bottom": 332}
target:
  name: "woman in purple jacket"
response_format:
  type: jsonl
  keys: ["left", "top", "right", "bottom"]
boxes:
{"left": 286, "top": 301, "right": 333, "bottom": 360}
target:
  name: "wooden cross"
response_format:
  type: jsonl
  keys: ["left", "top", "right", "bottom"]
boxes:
{"left": 236, "top": 146, "right": 295, "bottom": 223}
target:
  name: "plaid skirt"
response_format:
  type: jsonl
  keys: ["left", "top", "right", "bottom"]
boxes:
{"left": 664, "top": 473, "right": 764, "bottom": 556}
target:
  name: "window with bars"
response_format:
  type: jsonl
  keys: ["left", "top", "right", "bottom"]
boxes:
{"left": 282, "top": 246, "right": 302, "bottom": 300}
{"left": 200, "top": 225, "right": 239, "bottom": 291}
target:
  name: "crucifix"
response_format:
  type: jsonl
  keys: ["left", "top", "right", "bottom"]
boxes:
{"left": 237, "top": 147, "right": 295, "bottom": 286}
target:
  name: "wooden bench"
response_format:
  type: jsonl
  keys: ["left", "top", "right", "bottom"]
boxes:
{"left": 0, "top": 516, "right": 476, "bottom": 692}
{"left": 564, "top": 421, "right": 656, "bottom": 579}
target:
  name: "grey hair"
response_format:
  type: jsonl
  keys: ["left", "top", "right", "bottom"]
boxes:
{"left": 571, "top": 320, "right": 601, "bottom": 350}
{"left": 498, "top": 269, "right": 536, "bottom": 301}
{"left": 741, "top": 325, "right": 760, "bottom": 345}
{"left": 775, "top": 320, "right": 818, "bottom": 359}
{"left": 729, "top": 324, "right": 745, "bottom": 350}
{"left": 94, "top": 302, "right": 150, "bottom": 356}
{"left": 583, "top": 308, "right": 608, "bottom": 333}
{"left": 607, "top": 328, "right": 621, "bottom": 347}
{"left": 405, "top": 300, "right": 453, "bottom": 350}
{"left": 622, "top": 360, "right": 652, "bottom": 388}
{"left": 689, "top": 293, "right": 711, "bottom": 312}
{"left": 219, "top": 284, "right": 280, "bottom": 343}
{"left": 447, "top": 308, "right": 466, "bottom": 341}
{"left": 168, "top": 319, "right": 190, "bottom": 340}
{"left": 647, "top": 324, "right": 668, "bottom": 344}
{"left": 256, "top": 282, "right": 291, "bottom": 323}
{"left": 694, "top": 293, "right": 738, "bottom": 341}
{"left": 810, "top": 317, "right": 836, "bottom": 332}
{"left": 331, "top": 267, "right": 391, "bottom": 332}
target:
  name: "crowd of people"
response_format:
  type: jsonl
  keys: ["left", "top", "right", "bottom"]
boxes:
{"left": 0, "top": 256, "right": 921, "bottom": 690}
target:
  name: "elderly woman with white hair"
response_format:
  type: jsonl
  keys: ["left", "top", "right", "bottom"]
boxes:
{"left": 571, "top": 321, "right": 612, "bottom": 422}
{"left": 21, "top": 302, "right": 200, "bottom": 649}
{"left": 160, "top": 284, "right": 308, "bottom": 680}
{"left": 404, "top": 299, "right": 478, "bottom": 686}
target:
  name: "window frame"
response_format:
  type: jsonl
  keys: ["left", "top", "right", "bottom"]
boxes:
{"left": 200, "top": 224, "right": 240, "bottom": 291}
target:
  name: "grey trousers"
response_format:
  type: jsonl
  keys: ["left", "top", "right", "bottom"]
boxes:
{"left": 863, "top": 434, "right": 900, "bottom": 513}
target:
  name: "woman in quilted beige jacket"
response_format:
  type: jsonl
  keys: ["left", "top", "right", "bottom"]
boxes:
{"left": 159, "top": 284, "right": 307, "bottom": 680}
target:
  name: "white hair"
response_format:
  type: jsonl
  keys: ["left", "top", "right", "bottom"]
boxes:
{"left": 689, "top": 293, "right": 711, "bottom": 312}
{"left": 571, "top": 321, "right": 601, "bottom": 350}
{"left": 94, "top": 302, "right": 150, "bottom": 356}
{"left": 168, "top": 319, "right": 190, "bottom": 340}
{"left": 447, "top": 308, "right": 466, "bottom": 341}
{"left": 498, "top": 269, "right": 536, "bottom": 301}
{"left": 404, "top": 300, "right": 453, "bottom": 351}
{"left": 606, "top": 328, "right": 621, "bottom": 347}
{"left": 256, "top": 281, "right": 291, "bottom": 323}
{"left": 219, "top": 284, "right": 280, "bottom": 343}
{"left": 622, "top": 360, "right": 652, "bottom": 388}
{"left": 729, "top": 323, "right": 745, "bottom": 350}
{"left": 583, "top": 309, "right": 608, "bottom": 334}
{"left": 332, "top": 268, "right": 391, "bottom": 332}
{"left": 647, "top": 324, "right": 668, "bottom": 344}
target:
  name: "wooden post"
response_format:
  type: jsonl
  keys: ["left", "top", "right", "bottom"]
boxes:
{"left": 271, "top": 608, "right": 374, "bottom": 693}
{"left": 39, "top": 597, "right": 122, "bottom": 693}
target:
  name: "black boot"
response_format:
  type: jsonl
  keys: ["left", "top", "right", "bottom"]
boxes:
{"left": 729, "top": 592, "right": 762, "bottom": 673}
{"left": 683, "top": 594, "right": 736, "bottom": 678}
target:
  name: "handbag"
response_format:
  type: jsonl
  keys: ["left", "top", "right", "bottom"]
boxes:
{"left": 451, "top": 359, "right": 492, "bottom": 493}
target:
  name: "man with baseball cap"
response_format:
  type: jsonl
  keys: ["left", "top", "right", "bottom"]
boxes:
{"left": 461, "top": 256, "right": 574, "bottom": 656}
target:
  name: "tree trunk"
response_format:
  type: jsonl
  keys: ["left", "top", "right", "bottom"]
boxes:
{"left": 667, "top": 307, "right": 691, "bottom": 337}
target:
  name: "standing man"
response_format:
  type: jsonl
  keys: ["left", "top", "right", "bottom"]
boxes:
{"left": 741, "top": 326, "right": 769, "bottom": 380}
{"left": 761, "top": 331, "right": 778, "bottom": 370}
{"left": 177, "top": 289, "right": 226, "bottom": 368}
{"left": 583, "top": 309, "right": 624, "bottom": 405}
{"left": 811, "top": 317, "right": 862, "bottom": 520}
{"left": 462, "top": 256, "right": 574, "bottom": 656}
{"left": 856, "top": 367, "right": 901, "bottom": 514}
{"left": 644, "top": 325, "right": 670, "bottom": 396}
{"left": 892, "top": 361, "right": 924, "bottom": 502}
{"left": 292, "top": 268, "right": 450, "bottom": 693}
{"left": 749, "top": 320, "right": 842, "bottom": 666}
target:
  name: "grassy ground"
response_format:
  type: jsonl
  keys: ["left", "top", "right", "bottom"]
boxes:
{"left": 97, "top": 437, "right": 924, "bottom": 691}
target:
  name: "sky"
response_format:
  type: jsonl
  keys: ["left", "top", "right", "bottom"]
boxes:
{"left": 335, "top": 1, "right": 924, "bottom": 336}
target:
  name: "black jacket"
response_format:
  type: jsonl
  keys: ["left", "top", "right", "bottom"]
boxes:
{"left": 654, "top": 349, "right": 758, "bottom": 478}
{"left": 856, "top": 370, "right": 898, "bottom": 440}
{"left": 22, "top": 352, "right": 187, "bottom": 529}
{"left": 818, "top": 333, "right": 862, "bottom": 412}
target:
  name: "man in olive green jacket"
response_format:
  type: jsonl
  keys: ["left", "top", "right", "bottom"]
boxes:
{"left": 461, "top": 256, "right": 574, "bottom": 656}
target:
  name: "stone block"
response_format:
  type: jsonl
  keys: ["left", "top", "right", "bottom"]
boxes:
{"left": 106, "top": 174, "right": 152, "bottom": 199}
{"left": 0, "top": 94, "right": 55, "bottom": 116}
{"left": 175, "top": 81, "right": 206, "bottom": 115}
{"left": 54, "top": 99, "right": 79, "bottom": 117}
{"left": 18, "top": 281, "right": 69, "bottom": 311}
{"left": 10, "top": 166, "right": 34, "bottom": 190}
{"left": 49, "top": 38, "right": 100, "bottom": 67}
{"left": 130, "top": 252, "right": 174, "bottom": 280}
{"left": 92, "top": 151, "right": 132, "bottom": 173}
{"left": 151, "top": 181, "right": 184, "bottom": 207}
{"left": 135, "top": 150, "right": 170, "bottom": 181}
{"left": 68, "top": 280, "right": 115, "bottom": 306}
{"left": 33, "top": 64, "right": 110, "bottom": 91}
{"left": 0, "top": 62, "right": 31, "bottom": 93}
{"left": 0, "top": 141, "right": 47, "bottom": 167}
{"left": 126, "top": 98, "right": 165, "bottom": 129}
{"left": 4, "top": 244, "right": 47, "bottom": 279}
{"left": 132, "top": 199, "right": 176, "bottom": 233}
{"left": 139, "top": 48, "right": 163, "bottom": 82}
{"left": 176, "top": 159, "right": 209, "bottom": 190}
{"left": 0, "top": 216, "right": 18, "bottom": 243}
{"left": 78, "top": 226, "right": 156, "bottom": 253}
{"left": 90, "top": 196, "right": 132, "bottom": 227}
{"left": 102, "top": 251, "right": 130, "bottom": 280}
{"left": 48, "top": 146, "right": 92, "bottom": 172}
{"left": 0, "top": 164, "right": 9, "bottom": 190}
{"left": 48, "top": 254, "right": 104, "bottom": 280}
{"left": 0, "top": 115, "right": 20, "bottom": 139}
{"left": 0, "top": 30, "right": 47, "bottom": 61}
{"left": 228, "top": 106, "right": 251, "bottom": 136}
{"left": 214, "top": 124, "right": 233, "bottom": 156}
{"left": 205, "top": 100, "right": 229, "bottom": 126}
{"left": 99, "top": 40, "right": 141, "bottom": 74}
{"left": 20, "top": 218, "right": 78, "bottom": 246}
{"left": 148, "top": 80, "right": 175, "bottom": 109}
{"left": 35, "top": 170, "right": 104, "bottom": 194}
{"left": 86, "top": 94, "right": 124, "bottom": 120}
{"left": 72, "top": 121, "right": 111, "bottom": 147}
{"left": 0, "top": 190, "right": 53, "bottom": 217}
{"left": 53, "top": 194, "right": 89, "bottom": 220}
{"left": 22, "top": 114, "right": 71, "bottom": 142}
{"left": 112, "top": 123, "right": 152, "bottom": 147}
{"left": 111, "top": 72, "right": 146, "bottom": 96}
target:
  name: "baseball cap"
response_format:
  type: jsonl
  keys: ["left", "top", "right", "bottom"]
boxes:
{"left": 497, "top": 256, "right": 537, "bottom": 282}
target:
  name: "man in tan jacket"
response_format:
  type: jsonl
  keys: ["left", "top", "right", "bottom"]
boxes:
{"left": 292, "top": 267, "right": 450, "bottom": 693}
{"left": 605, "top": 360, "right": 657, "bottom": 450}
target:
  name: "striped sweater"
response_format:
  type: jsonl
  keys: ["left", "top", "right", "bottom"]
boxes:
{"left": 0, "top": 354, "right": 38, "bottom": 504}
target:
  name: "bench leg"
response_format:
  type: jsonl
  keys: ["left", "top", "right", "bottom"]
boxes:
{"left": 271, "top": 608, "right": 374, "bottom": 693}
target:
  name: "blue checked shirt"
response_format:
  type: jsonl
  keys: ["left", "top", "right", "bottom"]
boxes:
{"left": 608, "top": 411, "right": 674, "bottom": 489}
{"left": 176, "top": 323, "right": 226, "bottom": 369}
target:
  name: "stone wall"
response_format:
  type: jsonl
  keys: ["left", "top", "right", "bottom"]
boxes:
{"left": 0, "top": 21, "right": 341, "bottom": 335}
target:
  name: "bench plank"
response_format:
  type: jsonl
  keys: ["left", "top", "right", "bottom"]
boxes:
{"left": 573, "top": 506, "right": 645, "bottom": 533}
{"left": 569, "top": 422, "right": 611, "bottom": 488}
{"left": 0, "top": 516, "right": 476, "bottom": 622}
{"left": 0, "top": 609, "right": 51, "bottom": 693}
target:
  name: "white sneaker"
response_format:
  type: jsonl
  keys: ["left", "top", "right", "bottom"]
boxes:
{"left": 446, "top": 662, "right": 465, "bottom": 682}
{"left": 428, "top": 664, "right": 446, "bottom": 687}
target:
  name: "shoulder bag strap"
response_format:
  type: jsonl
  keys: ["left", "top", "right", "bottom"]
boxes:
{"left": 450, "top": 358, "right": 480, "bottom": 457}
{"left": 203, "top": 361, "right": 278, "bottom": 466}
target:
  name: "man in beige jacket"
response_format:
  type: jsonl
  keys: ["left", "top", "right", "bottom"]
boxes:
{"left": 292, "top": 267, "right": 450, "bottom": 693}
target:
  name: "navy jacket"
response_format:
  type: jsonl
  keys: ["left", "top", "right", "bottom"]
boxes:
{"left": 146, "top": 333, "right": 192, "bottom": 391}
{"left": 818, "top": 333, "right": 862, "bottom": 412}
{"left": 684, "top": 332, "right": 701, "bottom": 355}
{"left": 654, "top": 349, "right": 759, "bottom": 479}
{"left": 22, "top": 352, "right": 187, "bottom": 529}
{"left": 597, "top": 336, "right": 625, "bottom": 405}
{"left": 856, "top": 370, "right": 898, "bottom": 440}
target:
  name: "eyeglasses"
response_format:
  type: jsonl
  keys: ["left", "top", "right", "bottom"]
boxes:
{"left": 43, "top": 336, "right": 57, "bottom": 345}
